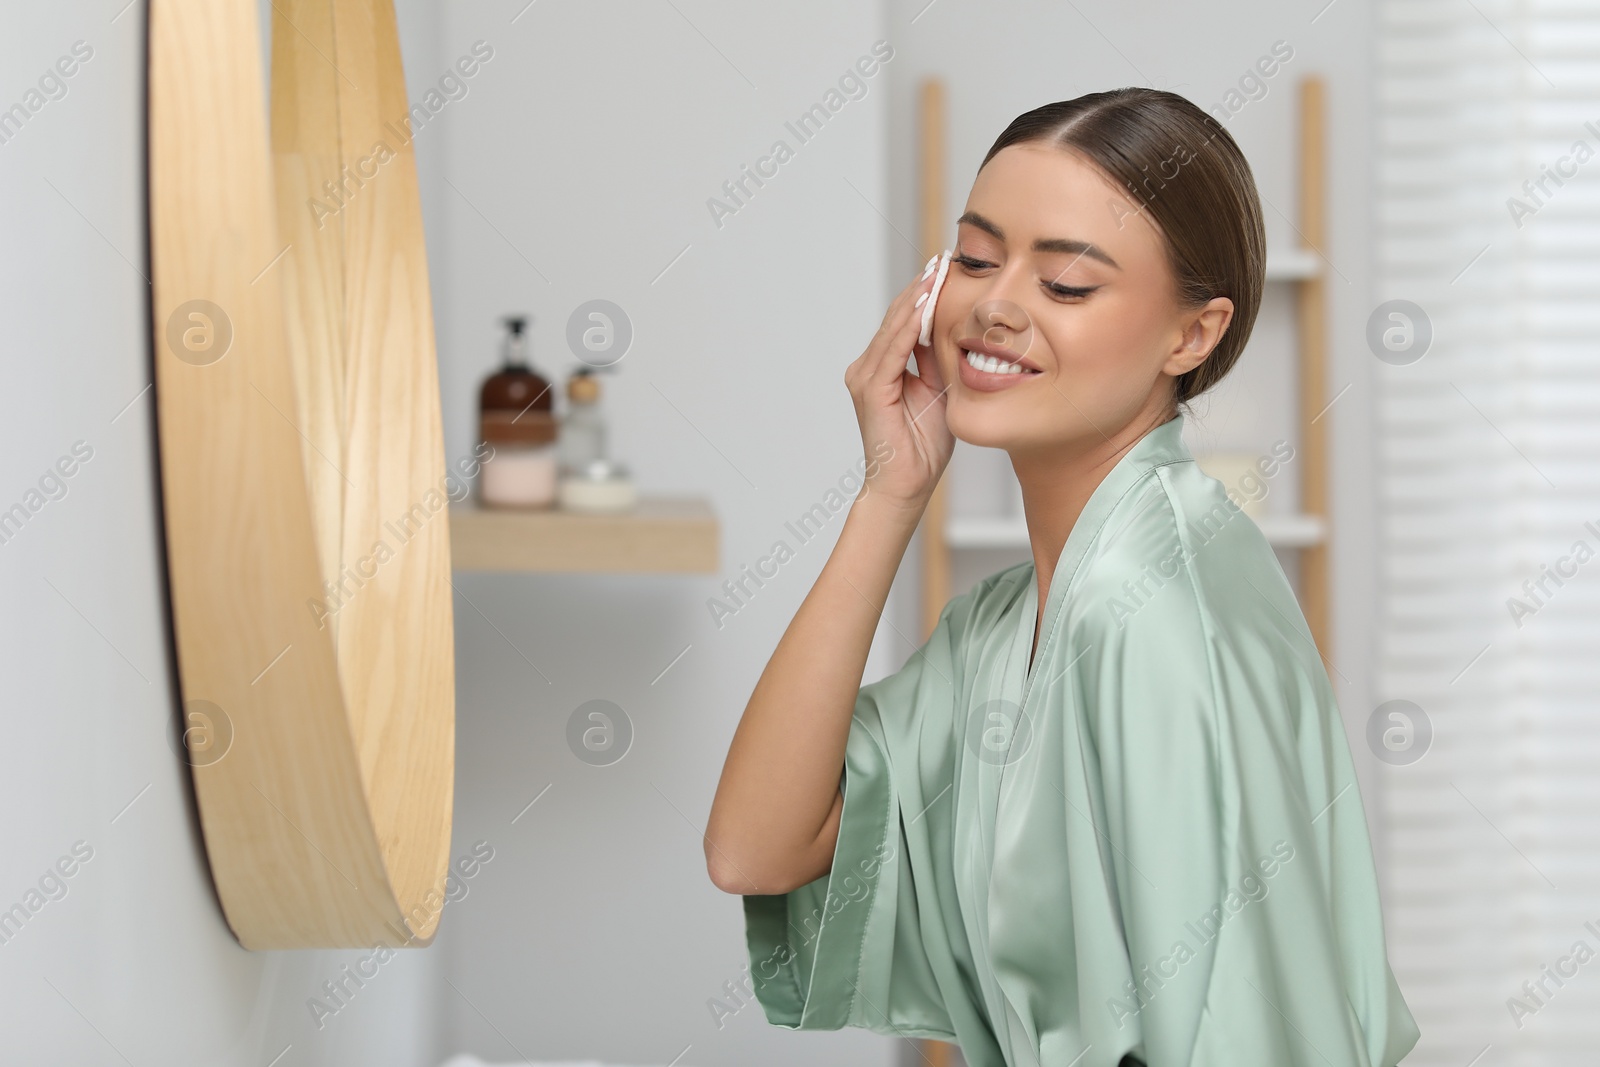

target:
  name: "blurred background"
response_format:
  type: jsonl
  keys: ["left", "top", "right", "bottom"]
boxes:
{"left": 1, "top": 0, "right": 1594, "bottom": 1064}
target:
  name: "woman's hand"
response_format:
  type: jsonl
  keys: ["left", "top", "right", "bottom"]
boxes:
{"left": 845, "top": 258, "right": 956, "bottom": 516}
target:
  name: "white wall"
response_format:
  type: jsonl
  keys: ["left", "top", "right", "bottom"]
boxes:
{"left": 0, "top": 3, "right": 438, "bottom": 1066}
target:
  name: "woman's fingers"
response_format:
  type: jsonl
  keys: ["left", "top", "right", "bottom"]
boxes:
{"left": 840, "top": 256, "right": 956, "bottom": 511}
{"left": 910, "top": 339, "right": 946, "bottom": 398}
{"left": 863, "top": 258, "right": 932, "bottom": 352}
{"left": 863, "top": 269, "right": 938, "bottom": 390}
{"left": 873, "top": 267, "right": 931, "bottom": 352}
{"left": 850, "top": 274, "right": 925, "bottom": 392}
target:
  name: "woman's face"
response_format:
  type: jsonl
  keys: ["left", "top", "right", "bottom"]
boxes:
{"left": 929, "top": 141, "right": 1234, "bottom": 455}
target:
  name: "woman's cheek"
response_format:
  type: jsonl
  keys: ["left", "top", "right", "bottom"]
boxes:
{"left": 932, "top": 294, "right": 962, "bottom": 370}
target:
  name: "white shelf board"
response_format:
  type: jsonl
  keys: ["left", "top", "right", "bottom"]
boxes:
{"left": 946, "top": 512, "right": 1325, "bottom": 550}
{"left": 1264, "top": 248, "right": 1321, "bottom": 281}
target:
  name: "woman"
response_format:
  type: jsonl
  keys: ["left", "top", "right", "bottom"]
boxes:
{"left": 705, "top": 90, "right": 1419, "bottom": 1067}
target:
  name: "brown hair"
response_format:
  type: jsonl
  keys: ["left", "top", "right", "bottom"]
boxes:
{"left": 979, "top": 89, "right": 1266, "bottom": 415}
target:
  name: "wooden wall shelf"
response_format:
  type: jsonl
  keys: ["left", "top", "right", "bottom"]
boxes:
{"left": 450, "top": 498, "right": 719, "bottom": 574}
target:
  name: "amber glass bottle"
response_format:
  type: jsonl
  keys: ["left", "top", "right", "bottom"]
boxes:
{"left": 478, "top": 315, "right": 558, "bottom": 508}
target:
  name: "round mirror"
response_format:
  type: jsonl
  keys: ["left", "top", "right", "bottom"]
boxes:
{"left": 148, "top": 0, "right": 454, "bottom": 949}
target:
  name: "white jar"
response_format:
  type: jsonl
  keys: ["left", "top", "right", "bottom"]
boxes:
{"left": 558, "top": 458, "right": 636, "bottom": 513}
{"left": 481, "top": 441, "right": 558, "bottom": 508}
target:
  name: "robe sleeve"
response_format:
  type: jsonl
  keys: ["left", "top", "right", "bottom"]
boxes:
{"left": 741, "top": 588, "right": 996, "bottom": 1051}
{"left": 1075, "top": 516, "right": 1421, "bottom": 1067}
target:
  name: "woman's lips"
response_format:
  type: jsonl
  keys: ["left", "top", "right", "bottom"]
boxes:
{"left": 955, "top": 342, "right": 1043, "bottom": 392}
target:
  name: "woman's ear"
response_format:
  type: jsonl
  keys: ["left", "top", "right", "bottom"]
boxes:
{"left": 1165, "top": 296, "right": 1234, "bottom": 377}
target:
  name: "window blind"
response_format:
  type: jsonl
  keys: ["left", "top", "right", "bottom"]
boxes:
{"left": 1377, "top": 1, "right": 1600, "bottom": 1063}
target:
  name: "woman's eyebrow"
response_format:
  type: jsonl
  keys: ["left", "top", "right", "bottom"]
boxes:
{"left": 956, "top": 211, "right": 1122, "bottom": 270}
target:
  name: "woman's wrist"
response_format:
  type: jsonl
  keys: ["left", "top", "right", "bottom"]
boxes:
{"left": 849, "top": 484, "right": 930, "bottom": 536}
{"left": 826, "top": 487, "right": 926, "bottom": 588}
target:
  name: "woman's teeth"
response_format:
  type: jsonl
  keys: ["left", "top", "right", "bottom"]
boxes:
{"left": 964, "top": 348, "right": 1031, "bottom": 375}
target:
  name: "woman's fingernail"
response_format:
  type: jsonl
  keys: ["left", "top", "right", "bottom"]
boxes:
{"left": 914, "top": 292, "right": 929, "bottom": 308}
{"left": 922, "top": 255, "right": 938, "bottom": 279}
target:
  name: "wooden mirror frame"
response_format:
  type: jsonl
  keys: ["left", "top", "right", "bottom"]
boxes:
{"left": 149, "top": 0, "right": 455, "bottom": 949}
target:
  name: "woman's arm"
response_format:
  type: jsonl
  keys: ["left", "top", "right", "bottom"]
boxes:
{"left": 705, "top": 492, "right": 922, "bottom": 895}
{"left": 705, "top": 257, "right": 955, "bottom": 896}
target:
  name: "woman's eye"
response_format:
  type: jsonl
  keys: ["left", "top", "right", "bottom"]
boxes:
{"left": 1045, "top": 281, "right": 1098, "bottom": 299}
{"left": 956, "top": 253, "right": 1098, "bottom": 300}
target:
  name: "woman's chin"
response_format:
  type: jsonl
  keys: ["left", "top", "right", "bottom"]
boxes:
{"left": 945, "top": 401, "right": 1035, "bottom": 451}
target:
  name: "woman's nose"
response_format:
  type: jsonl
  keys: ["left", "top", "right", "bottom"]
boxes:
{"left": 973, "top": 296, "right": 1035, "bottom": 357}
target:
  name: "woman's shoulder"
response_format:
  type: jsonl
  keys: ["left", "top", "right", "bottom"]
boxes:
{"left": 1057, "top": 459, "right": 1333, "bottom": 744}
{"left": 1067, "top": 457, "right": 1312, "bottom": 656}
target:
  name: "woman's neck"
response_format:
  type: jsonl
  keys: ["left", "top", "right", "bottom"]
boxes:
{"left": 1011, "top": 404, "right": 1177, "bottom": 631}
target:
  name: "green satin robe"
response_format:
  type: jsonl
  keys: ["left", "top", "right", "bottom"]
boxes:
{"left": 742, "top": 414, "right": 1420, "bottom": 1066}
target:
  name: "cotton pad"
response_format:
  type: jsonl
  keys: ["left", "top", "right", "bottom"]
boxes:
{"left": 918, "top": 248, "right": 951, "bottom": 347}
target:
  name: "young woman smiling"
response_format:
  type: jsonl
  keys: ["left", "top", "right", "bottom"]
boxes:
{"left": 706, "top": 89, "right": 1419, "bottom": 1067}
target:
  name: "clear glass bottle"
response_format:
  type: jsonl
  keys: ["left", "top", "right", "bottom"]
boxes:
{"left": 558, "top": 368, "right": 606, "bottom": 476}
{"left": 556, "top": 367, "right": 635, "bottom": 512}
